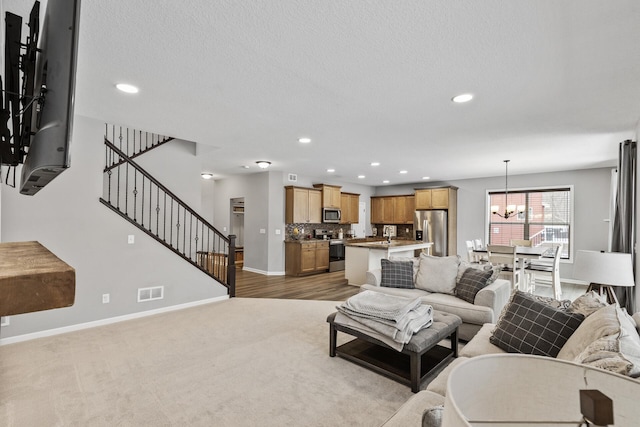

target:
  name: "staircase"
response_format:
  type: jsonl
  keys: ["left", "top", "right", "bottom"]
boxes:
{"left": 99, "top": 125, "right": 236, "bottom": 296}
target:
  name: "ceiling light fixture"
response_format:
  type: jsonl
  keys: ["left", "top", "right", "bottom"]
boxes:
{"left": 382, "top": 180, "right": 390, "bottom": 184}
{"left": 298, "top": 137, "right": 311, "bottom": 143}
{"left": 399, "top": 170, "right": 408, "bottom": 174}
{"left": 358, "top": 175, "right": 365, "bottom": 179}
{"left": 116, "top": 83, "right": 139, "bottom": 94}
{"left": 242, "top": 165, "right": 250, "bottom": 169}
{"left": 422, "top": 176, "right": 430, "bottom": 180}
{"left": 491, "top": 160, "right": 525, "bottom": 219}
{"left": 452, "top": 93, "right": 473, "bottom": 103}
{"left": 201, "top": 173, "right": 214, "bottom": 180}
{"left": 327, "top": 168, "right": 335, "bottom": 173}
{"left": 371, "top": 162, "right": 380, "bottom": 166}
{"left": 256, "top": 161, "right": 271, "bottom": 169}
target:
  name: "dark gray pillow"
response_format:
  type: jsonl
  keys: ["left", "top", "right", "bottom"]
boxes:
{"left": 455, "top": 268, "right": 493, "bottom": 303}
{"left": 490, "top": 291, "right": 584, "bottom": 358}
{"left": 380, "top": 259, "right": 414, "bottom": 289}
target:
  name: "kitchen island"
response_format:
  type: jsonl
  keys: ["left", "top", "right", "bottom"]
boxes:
{"left": 344, "top": 240, "right": 433, "bottom": 285}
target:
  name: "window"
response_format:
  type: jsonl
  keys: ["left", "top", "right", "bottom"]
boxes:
{"left": 487, "top": 186, "right": 573, "bottom": 259}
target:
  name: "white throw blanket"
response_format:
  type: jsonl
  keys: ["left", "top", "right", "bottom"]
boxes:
{"left": 335, "top": 291, "right": 434, "bottom": 351}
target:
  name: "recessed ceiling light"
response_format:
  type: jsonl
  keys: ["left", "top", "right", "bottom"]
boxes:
{"left": 242, "top": 165, "right": 250, "bottom": 169}
{"left": 256, "top": 161, "right": 271, "bottom": 169}
{"left": 327, "top": 168, "right": 335, "bottom": 173}
{"left": 201, "top": 173, "right": 214, "bottom": 180}
{"left": 298, "top": 137, "right": 311, "bottom": 143}
{"left": 116, "top": 83, "right": 139, "bottom": 94}
{"left": 382, "top": 180, "right": 390, "bottom": 184}
{"left": 371, "top": 162, "right": 380, "bottom": 166}
{"left": 358, "top": 175, "right": 365, "bottom": 179}
{"left": 452, "top": 93, "right": 473, "bottom": 103}
{"left": 422, "top": 176, "right": 430, "bottom": 180}
{"left": 399, "top": 170, "right": 408, "bottom": 174}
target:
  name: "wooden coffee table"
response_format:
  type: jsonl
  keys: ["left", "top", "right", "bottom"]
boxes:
{"left": 327, "top": 310, "right": 461, "bottom": 393}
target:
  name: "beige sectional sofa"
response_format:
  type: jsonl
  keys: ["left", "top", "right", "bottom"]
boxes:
{"left": 380, "top": 291, "right": 640, "bottom": 426}
{"left": 363, "top": 255, "right": 511, "bottom": 341}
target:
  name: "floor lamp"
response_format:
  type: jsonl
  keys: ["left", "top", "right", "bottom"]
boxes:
{"left": 573, "top": 250, "right": 635, "bottom": 305}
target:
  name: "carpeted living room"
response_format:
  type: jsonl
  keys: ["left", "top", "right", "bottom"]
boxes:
{"left": 2, "top": 1, "right": 640, "bottom": 426}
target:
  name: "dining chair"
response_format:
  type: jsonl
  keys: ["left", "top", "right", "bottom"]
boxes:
{"left": 509, "top": 239, "right": 532, "bottom": 247}
{"left": 486, "top": 245, "right": 524, "bottom": 291}
{"left": 473, "top": 238, "right": 488, "bottom": 263}
{"left": 525, "top": 244, "right": 563, "bottom": 300}
{"left": 465, "top": 240, "right": 478, "bottom": 263}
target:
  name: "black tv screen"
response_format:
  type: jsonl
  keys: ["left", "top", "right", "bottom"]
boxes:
{"left": 19, "top": 0, "right": 81, "bottom": 195}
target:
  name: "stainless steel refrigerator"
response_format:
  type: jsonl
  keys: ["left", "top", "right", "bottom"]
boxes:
{"left": 414, "top": 210, "right": 448, "bottom": 257}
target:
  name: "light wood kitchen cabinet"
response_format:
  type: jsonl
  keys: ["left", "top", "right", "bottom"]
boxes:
{"left": 340, "top": 192, "right": 360, "bottom": 224}
{"left": 394, "top": 195, "right": 414, "bottom": 224}
{"left": 381, "top": 196, "right": 395, "bottom": 223}
{"left": 285, "top": 186, "right": 322, "bottom": 224}
{"left": 371, "top": 197, "right": 384, "bottom": 224}
{"left": 415, "top": 187, "right": 453, "bottom": 210}
{"left": 285, "top": 240, "right": 329, "bottom": 276}
{"left": 313, "top": 184, "right": 341, "bottom": 208}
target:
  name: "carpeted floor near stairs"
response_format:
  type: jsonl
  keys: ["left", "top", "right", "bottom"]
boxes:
{"left": 0, "top": 298, "right": 413, "bottom": 426}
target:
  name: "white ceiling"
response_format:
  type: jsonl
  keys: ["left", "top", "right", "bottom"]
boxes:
{"left": 9, "top": 0, "right": 640, "bottom": 185}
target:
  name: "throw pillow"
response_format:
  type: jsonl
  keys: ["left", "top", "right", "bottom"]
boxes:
{"left": 389, "top": 255, "right": 420, "bottom": 282}
{"left": 415, "top": 254, "right": 461, "bottom": 294}
{"left": 567, "top": 291, "right": 608, "bottom": 317}
{"left": 422, "top": 405, "right": 444, "bottom": 427}
{"left": 456, "top": 260, "right": 500, "bottom": 284}
{"left": 490, "top": 290, "right": 584, "bottom": 358}
{"left": 557, "top": 305, "right": 620, "bottom": 361}
{"left": 530, "top": 294, "right": 572, "bottom": 310}
{"left": 380, "top": 259, "right": 415, "bottom": 289}
{"left": 455, "top": 267, "right": 493, "bottom": 304}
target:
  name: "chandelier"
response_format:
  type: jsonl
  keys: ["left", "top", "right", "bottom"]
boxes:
{"left": 491, "top": 160, "right": 525, "bottom": 219}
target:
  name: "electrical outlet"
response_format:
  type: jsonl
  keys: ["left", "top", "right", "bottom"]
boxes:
{"left": 102, "top": 294, "right": 110, "bottom": 304}
{"left": 128, "top": 235, "right": 135, "bottom": 244}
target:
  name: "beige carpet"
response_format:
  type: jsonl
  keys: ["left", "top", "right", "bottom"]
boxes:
{"left": 0, "top": 298, "right": 413, "bottom": 426}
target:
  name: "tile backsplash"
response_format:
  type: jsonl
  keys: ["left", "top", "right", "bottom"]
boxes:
{"left": 285, "top": 223, "right": 355, "bottom": 239}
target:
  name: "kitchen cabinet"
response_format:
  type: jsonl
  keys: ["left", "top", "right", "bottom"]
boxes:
{"left": 285, "top": 186, "right": 322, "bottom": 223}
{"left": 313, "top": 184, "right": 341, "bottom": 208}
{"left": 340, "top": 192, "right": 360, "bottom": 224}
{"left": 285, "top": 240, "right": 329, "bottom": 276}
{"left": 415, "top": 187, "right": 454, "bottom": 210}
{"left": 371, "top": 195, "right": 414, "bottom": 224}
{"left": 394, "top": 195, "right": 414, "bottom": 224}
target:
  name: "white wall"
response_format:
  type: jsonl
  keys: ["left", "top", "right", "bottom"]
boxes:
{"left": 0, "top": 115, "right": 227, "bottom": 339}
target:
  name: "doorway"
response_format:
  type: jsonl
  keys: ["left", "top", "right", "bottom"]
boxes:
{"left": 230, "top": 197, "right": 244, "bottom": 268}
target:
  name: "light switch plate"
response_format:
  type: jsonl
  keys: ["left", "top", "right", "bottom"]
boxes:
{"left": 275, "top": 229, "right": 281, "bottom": 235}
{"left": 128, "top": 235, "right": 135, "bottom": 244}
{"left": 259, "top": 228, "right": 266, "bottom": 234}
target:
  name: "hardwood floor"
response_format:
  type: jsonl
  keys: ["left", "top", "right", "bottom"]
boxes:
{"left": 235, "top": 269, "right": 359, "bottom": 301}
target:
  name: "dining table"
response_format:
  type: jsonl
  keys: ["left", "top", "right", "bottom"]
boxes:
{"left": 473, "top": 245, "right": 551, "bottom": 291}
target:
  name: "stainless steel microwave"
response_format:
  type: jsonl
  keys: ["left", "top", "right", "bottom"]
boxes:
{"left": 322, "top": 208, "right": 341, "bottom": 223}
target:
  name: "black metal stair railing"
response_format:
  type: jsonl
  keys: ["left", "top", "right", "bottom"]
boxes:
{"left": 99, "top": 125, "right": 235, "bottom": 296}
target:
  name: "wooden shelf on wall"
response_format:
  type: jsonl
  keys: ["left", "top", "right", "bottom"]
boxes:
{"left": 0, "top": 241, "right": 76, "bottom": 317}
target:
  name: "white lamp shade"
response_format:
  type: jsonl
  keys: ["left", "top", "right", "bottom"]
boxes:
{"left": 573, "top": 250, "right": 635, "bottom": 287}
{"left": 490, "top": 205, "right": 499, "bottom": 213}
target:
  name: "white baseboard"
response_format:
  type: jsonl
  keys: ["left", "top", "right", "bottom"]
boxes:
{"left": 0, "top": 295, "right": 229, "bottom": 346}
{"left": 242, "top": 266, "right": 285, "bottom": 276}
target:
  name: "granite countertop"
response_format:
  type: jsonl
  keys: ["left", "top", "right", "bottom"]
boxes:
{"left": 345, "top": 240, "right": 432, "bottom": 249}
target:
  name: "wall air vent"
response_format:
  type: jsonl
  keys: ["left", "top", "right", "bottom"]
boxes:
{"left": 288, "top": 173, "right": 297, "bottom": 182}
{"left": 138, "top": 286, "right": 164, "bottom": 302}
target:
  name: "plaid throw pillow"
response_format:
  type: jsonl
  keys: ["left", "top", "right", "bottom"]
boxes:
{"left": 380, "top": 259, "right": 414, "bottom": 289}
{"left": 455, "top": 268, "right": 493, "bottom": 303}
{"left": 490, "top": 291, "right": 584, "bottom": 358}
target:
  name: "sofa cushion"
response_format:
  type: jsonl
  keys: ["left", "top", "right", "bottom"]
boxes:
{"left": 557, "top": 304, "right": 640, "bottom": 378}
{"left": 380, "top": 259, "right": 415, "bottom": 289}
{"left": 567, "top": 291, "right": 608, "bottom": 317}
{"left": 455, "top": 268, "right": 493, "bottom": 304}
{"left": 459, "top": 323, "right": 506, "bottom": 358}
{"left": 421, "top": 293, "right": 494, "bottom": 326}
{"left": 415, "top": 254, "right": 460, "bottom": 295}
{"left": 489, "top": 291, "right": 584, "bottom": 358}
{"left": 360, "top": 284, "right": 430, "bottom": 300}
